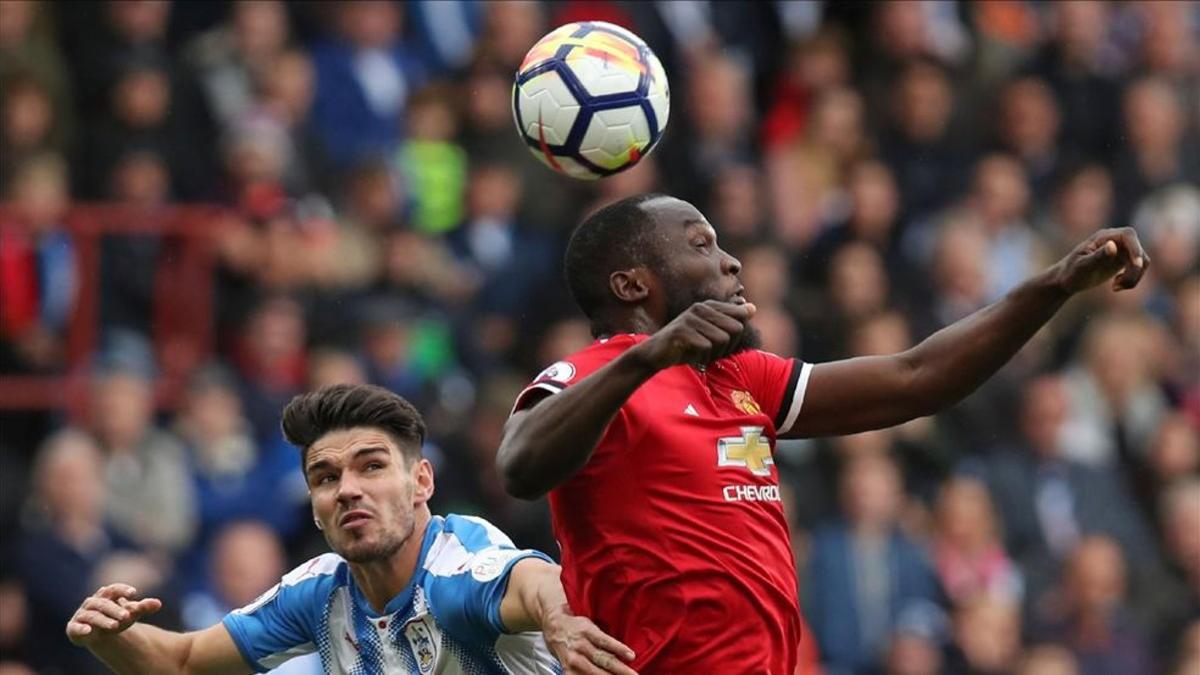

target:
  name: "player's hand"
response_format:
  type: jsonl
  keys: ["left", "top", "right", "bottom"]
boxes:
{"left": 633, "top": 300, "right": 756, "bottom": 371}
{"left": 542, "top": 605, "right": 638, "bottom": 675}
{"left": 66, "top": 584, "right": 162, "bottom": 647}
{"left": 1054, "top": 227, "right": 1149, "bottom": 295}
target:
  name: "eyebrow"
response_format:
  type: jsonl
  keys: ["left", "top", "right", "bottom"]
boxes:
{"left": 305, "top": 446, "right": 390, "bottom": 474}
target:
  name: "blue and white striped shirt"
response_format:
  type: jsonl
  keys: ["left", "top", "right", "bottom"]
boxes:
{"left": 222, "top": 514, "right": 560, "bottom": 674}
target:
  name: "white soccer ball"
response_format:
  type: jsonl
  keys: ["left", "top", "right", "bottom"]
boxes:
{"left": 512, "top": 21, "right": 670, "bottom": 180}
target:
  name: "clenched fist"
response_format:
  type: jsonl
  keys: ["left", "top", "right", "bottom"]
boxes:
{"left": 632, "top": 299, "right": 757, "bottom": 371}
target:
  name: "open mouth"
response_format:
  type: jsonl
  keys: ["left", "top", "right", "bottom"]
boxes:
{"left": 730, "top": 287, "right": 747, "bottom": 304}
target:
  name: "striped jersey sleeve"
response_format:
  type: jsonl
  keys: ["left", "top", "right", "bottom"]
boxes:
{"left": 731, "top": 349, "right": 813, "bottom": 436}
{"left": 221, "top": 553, "right": 341, "bottom": 672}
{"left": 423, "top": 515, "right": 554, "bottom": 644}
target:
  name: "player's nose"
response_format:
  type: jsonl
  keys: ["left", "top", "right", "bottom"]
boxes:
{"left": 335, "top": 473, "right": 364, "bottom": 502}
{"left": 722, "top": 249, "right": 742, "bottom": 276}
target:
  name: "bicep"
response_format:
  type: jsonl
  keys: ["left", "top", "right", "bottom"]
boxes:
{"left": 185, "top": 624, "right": 254, "bottom": 675}
{"left": 789, "top": 355, "right": 921, "bottom": 438}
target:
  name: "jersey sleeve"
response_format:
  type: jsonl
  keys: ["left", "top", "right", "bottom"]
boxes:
{"left": 221, "top": 554, "right": 339, "bottom": 672}
{"left": 732, "top": 349, "right": 813, "bottom": 436}
{"left": 510, "top": 339, "right": 628, "bottom": 414}
{"left": 426, "top": 516, "right": 554, "bottom": 645}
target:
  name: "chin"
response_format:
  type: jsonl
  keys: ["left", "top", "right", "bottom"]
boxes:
{"left": 730, "top": 322, "right": 763, "bottom": 355}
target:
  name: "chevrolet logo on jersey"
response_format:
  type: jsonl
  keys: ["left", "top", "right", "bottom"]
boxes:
{"left": 717, "top": 426, "right": 774, "bottom": 476}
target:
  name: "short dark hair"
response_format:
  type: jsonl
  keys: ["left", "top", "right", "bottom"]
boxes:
{"left": 282, "top": 384, "right": 426, "bottom": 466}
{"left": 564, "top": 193, "right": 666, "bottom": 333}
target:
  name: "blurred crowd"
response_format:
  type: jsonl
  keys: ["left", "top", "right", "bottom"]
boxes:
{"left": 0, "top": 1, "right": 1197, "bottom": 674}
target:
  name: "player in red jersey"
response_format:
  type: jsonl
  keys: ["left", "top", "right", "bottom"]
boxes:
{"left": 497, "top": 194, "right": 1148, "bottom": 674}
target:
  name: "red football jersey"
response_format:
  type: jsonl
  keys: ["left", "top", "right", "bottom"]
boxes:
{"left": 513, "top": 334, "right": 814, "bottom": 674}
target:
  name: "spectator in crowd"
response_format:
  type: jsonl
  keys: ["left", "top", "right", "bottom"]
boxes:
{"left": 766, "top": 86, "right": 872, "bottom": 250}
{"left": 882, "top": 603, "right": 947, "bottom": 675}
{"left": 932, "top": 477, "right": 1023, "bottom": 608}
{"left": 760, "top": 27, "right": 853, "bottom": 153}
{"left": 449, "top": 162, "right": 555, "bottom": 372}
{"left": 1146, "top": 414, "right": 1200, "bottom": 490}
{"left": 804, "top": 453, "right": 940, "bottom": 675}
{"left": 179, "top": 521, "right": 320, "bottom": 675}
{"left": 944, "top": 597, "right": 1023, "bottom": 675}
{"left": 1026, "top": 1, "right": 1122, "bottom": 162}
{"left": 185, "top": 0, "right": 292, "bottom": 130}
{"left": 252, "top": 47, "right": 327, "bottom": 195}
{"left": 1157, "top": 479, "right": 1200, "bottom": 653}
{"left": 803, "top": 158, "right": 903, "bottom": 289}
{"left": 1133, "top": 184, "right": 1200, "bottom": 297}
{"left": 309, "top": 1, "right": 425, "bottom": 168}
{"left": 911, "top": 153, "right": 1050, "bottom": 305}
{"left": 0, "top": 153, "right": 74, "bottom": 374}
{"left": 0, "top": 577, "right": 29, "bottom": 664}
{"left": 231, "top": 295, "right": 307, "bottom": 442}
{"left": 707, "top": 162, "right": 770, "bottom": 254}
{"left": 660, "top": 52, "right": 757, "bottom": 206}
{"left": 0, "top": 74, "right": 64, "bottom": 191}
{"left": 78, "top": 55, "right": 211, "bottom": 200}
{"left": 1015, "top": 644, "right": 1078, "bottom": 675}
{"left": 879, "top": 58, "right": 972, "bottom": 229}
{"left": 969, "top": 375, "right": 1156, "bottom": 610}
{"left": 0, "top": 0, "right": 73, "bottom": 139}
{"left": 1113, "top": 77, "right": 1200, "bottom": 222}
{"left": 88, "top": 340, "right": 197, "bottom": 555}
{"left": 1033, "top": 536, "right": 1154, "bottom": 675}
{"left": 12, "top": 430, "right": 163, "bottom": 675}
{"left": 173, "top": 365, "right": 306, "bottom": 589}
{"left": 1039, "top": 163, "right": 1114, "bottom": 257}
{"left": 1173, "top": 621, "right": 1200, "bottom": 675}
{"left": 995, "top": 76, "right": 1065, "bottom": 206}
{"left": 1061, "top": 313, "right": 1169, "bottom": 478}
{"left": 397, "top": 83, "right": 468, "bottom": 236}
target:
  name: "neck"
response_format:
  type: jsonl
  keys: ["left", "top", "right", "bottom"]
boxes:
{"left": 600, "top": 309, "right": 661, "bottom": 338}
{"left": 347, "top": 508, "right": 431, "bottom": 614}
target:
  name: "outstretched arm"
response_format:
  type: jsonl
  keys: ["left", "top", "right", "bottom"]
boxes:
{"left": 791, "top": 228, "right": 1149, "bottom": 437}
{"left": 66, "top": 584, "right": 249, "bottom": 675}
{"left": 498, "top": 300, "right": 756, "bottom": 499}
{"left": 500, "top": 559, "right": 638, "bottom": 675}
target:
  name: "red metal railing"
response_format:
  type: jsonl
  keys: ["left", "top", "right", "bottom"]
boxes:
{"left": 0, "top": 204, "right": 225, "bottom": 420}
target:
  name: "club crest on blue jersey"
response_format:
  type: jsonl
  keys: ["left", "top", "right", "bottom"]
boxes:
{"left": 405, "top": 618, "right": 438, "bottom": 674}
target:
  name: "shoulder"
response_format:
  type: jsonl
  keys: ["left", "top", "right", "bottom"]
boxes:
{"left": 423, "top": 515, "right": 520, "bottom": 579}
{"left": 233, "top": 553, "right": 346, "bottom": 617}
{"left": 540, "top": 336, "right": 641, "bottom": 380}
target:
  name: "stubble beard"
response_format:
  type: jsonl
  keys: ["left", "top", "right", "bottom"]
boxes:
{"left": 334, "top": 510, "right": 414, "bottom": 564}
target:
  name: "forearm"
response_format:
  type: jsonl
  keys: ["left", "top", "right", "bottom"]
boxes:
{"left": 903, "top": 267, "right": 1070, "bottom": 413}
{"left": 89, "top": 623, "right": 193, "bottom": 675}
{"left": 503, "top": 561, "right": 569, "bottom": 633}
{"left": 498, "top": 349, "right": 656, "bottom": 499}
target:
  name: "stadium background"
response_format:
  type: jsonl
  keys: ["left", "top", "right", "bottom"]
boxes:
{"left": 0, "top": 1, "right": 1197, "bottom": 673}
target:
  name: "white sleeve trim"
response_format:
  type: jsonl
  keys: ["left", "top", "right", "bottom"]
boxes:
{"left": 777, "top": 362, "right": 813, "bottom": 436}
{"left": 509, "top": 381, "right": 565, "bottom": 416}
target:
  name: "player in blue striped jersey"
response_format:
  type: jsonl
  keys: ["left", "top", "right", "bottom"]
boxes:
{"left": 67, "top": 384, "right": 636, "bottom": 675}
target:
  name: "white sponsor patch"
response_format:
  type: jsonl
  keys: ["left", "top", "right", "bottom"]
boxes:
{"left": 535, "top": 361, "right": 576, "bottom": 384}
{"left": 470, "top": 548, "right": 523, "bottom": 582}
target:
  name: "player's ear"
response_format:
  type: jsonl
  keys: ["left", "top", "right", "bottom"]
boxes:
{"left": 313, "top": 507, "right": 323, "bottom": 530}
{"left": 610, "top": 267, "right": 652, "bottom": 303}
{"left": 411, "top": 457, "right": 435, "bottom": 504}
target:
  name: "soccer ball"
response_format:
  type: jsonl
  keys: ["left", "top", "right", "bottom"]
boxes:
{"left": 512, "top": 21, "right": 669, "bottom": 180}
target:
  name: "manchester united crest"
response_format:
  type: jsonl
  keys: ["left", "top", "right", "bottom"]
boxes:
{"left": 731, "top": 390, "right": 762, "bottom": 416}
